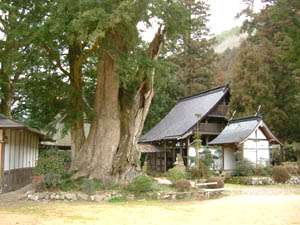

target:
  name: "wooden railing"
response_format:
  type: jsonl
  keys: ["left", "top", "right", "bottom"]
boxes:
{"left": 208, "top": 105, "right": 228, "bottom": 117}
{"left": 196, "top": 123, "right": 225, "bottom": 134}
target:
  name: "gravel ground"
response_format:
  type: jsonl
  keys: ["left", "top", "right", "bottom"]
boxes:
{"left": 0, "top": 185, "right": 300, "bottom": 225}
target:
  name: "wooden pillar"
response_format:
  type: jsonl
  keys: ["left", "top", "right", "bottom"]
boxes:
{"left": 154, "top": 152, "right": 157, "bottom": 172}
{"left": 205, "top": 136, "right": 209, "bottom": 147}
{"left": 186, "top": 138, "right": 190, "bottom": 169}
{"left": 164, "top": 141, "right": 167, "bottom": 173}
{"left": 280, "top": 145, "right": 284, "bottom": 164}
{"left": 180, "top": 140, "right": 183, "bottom": 157}
{"left": 0, "top": 142, "right": 3, "bottom": 187}
{"left": 222, "top": 145, "right": 224, "bottom": 171}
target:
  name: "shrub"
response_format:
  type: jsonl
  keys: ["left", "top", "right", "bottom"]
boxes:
{"left": 282, "top": 162, "right": 299, "bottom": 176}
{"left": 231, "top": 159, "right": 255, "bottom": 176}
{"left": 108, "top": 196, "right": 127, "bottom": 203}
{"left": 167, "top": 168, "right": 185, "bottom": 184}
{"left": 190, "top": 161, "right": 210, "bottom": 179}
{"left": 264, "top": 167, "right": 273, "bottom": 177}
{"left": 206, "top": 177, "right": 224, "bottom": 189}
{"left": 272, "top": 166, "right": 291, "bottom": 183}
{"left": 175, "top": 179, "right": 191, "bottom": 192}
{"left": 44, "top": 172, "right": 61, "bottom": 188}
{"left": 34, "top": 148, "right": 71, "bottom": 189}
{"left": 201, "top": 149, "right": 214, "bottom": 168}
{"left": 255, "top": 165, "right": 269, "bottom": 177}
{"left": 128, "top": 174, "right": 153, "bottom": 193}
{"left": 81, "top": 178, "right": 102, "bottom": 195}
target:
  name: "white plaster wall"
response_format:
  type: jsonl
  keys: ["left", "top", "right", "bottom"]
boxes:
{"left": 4, "top": 129, "right": 39, "bottom": 171}
{"left": 248, "top": 128, "right": 266, "bottom": 139}
{"left": 243, "top": 128, "right": 270, "bottom": 167}
{"left": 188, "top": 146, "right": 222, "bottom": 170}
{"left": 224, "top": 147, "right": 236, "bottom": 170}
{"left": 4, "top": 129, "right": 10, "bottom": 171}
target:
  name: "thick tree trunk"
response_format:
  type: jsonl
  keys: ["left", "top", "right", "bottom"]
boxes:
{"left": 68, "top": 42, "right": 86, "bottom": 160}
{"left": 70, "top": 27, "right": 164, "bottom": 184}
{"left": 70, "top": 120, "right": 85, "bottom": 160}
{"left": 0, "top": 67, "right": 12, "bottom": 118}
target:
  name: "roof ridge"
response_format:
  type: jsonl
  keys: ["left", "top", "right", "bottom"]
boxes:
{"left": 229, "top": 115, "right": 262, "bottom": 123}
{"left": 178, "top": 85, "right": 229, "bottom": 102}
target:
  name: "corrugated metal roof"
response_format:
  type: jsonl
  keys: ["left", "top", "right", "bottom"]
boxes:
{"left": 137, "top": 144, "right": 166, "bottom": 153}
{"left": 0, "top": 114, "right": 47, "bottom": 140}
{"left": 208, "top": 116, "right": 262, "bottom": 145}
{"left": 140, "top": 85, "right": 229, "bottom": 143}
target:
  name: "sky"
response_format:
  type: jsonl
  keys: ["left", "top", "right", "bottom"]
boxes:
{"left": 141, "top": 0, "right": 265, "bottom": 42}
{"left": 207, "top": 0, "right": 265, "bottom": 35}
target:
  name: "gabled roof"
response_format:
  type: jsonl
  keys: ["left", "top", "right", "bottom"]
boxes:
{"left": 137, "top": 144, "right": 166, "bottom": 153}
{"left": 0, "top": 114, "right": 48, "bottom": 140}
{"left": 208, "top": 115, "right": 283, "bottom": 146}
{"left": 140, "top": 85, "right": 230, "bottom": 143}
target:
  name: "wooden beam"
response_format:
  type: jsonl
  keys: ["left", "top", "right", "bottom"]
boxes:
{"left": 0, "top": 141, "right": 3, "bottom": 187}
{"left": 154, "top": 152, "right": 157, "bottom": 172}
{"left": 280, "top": 145, "right": 284, "bottom": 164}
{"left": 164, "top": 141, "right": 167, "bottom": 172}
{"left": 222, "top": 145, "right": 224, "bottom": 171}
{"left": 186, "top": 138, "right": 190, "bottom": 169}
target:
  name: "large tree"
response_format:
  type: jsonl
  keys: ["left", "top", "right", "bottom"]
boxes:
{"left": 170, "top": 0, "right": 217, "bottom": 96}
{"left": 0, "top": 1, "right": 35, "bottom": 117}
{"left": 55, "top": 0, "right": 200, "bottom": 183}
{"left": 230, "top": 0, "right": 300, "bottom": 142}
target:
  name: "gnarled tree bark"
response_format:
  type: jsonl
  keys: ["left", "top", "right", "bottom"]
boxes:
{"left": 70, "top": 26, "right": 165, "bottom": 184}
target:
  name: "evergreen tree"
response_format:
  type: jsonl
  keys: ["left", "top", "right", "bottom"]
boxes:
{"left": 230, "top": 0, "right": 300, "bottom": 142}
{"left": 169, "top": 0, "right": 217, "bottom": 96}
{"left": 0, "top": 1, "right": 36, "bottom": 117}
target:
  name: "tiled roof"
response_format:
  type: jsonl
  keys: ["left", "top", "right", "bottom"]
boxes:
{"left": 140, "top": 85, "right": 229, "bottom": 142}
{"left": 209, "top": 115, "right": 283, "bottom": 146}
{"left": 0, "top": 114, "right": 47, "bottom": 140}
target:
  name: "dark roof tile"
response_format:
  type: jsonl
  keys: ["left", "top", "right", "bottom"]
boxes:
{"left": 140, "top": 85, "right": 229, "bottom": 142}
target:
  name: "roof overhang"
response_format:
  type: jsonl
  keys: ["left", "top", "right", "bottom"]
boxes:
{"left": 137, "top": 144, "right": 166, "bottom": 153}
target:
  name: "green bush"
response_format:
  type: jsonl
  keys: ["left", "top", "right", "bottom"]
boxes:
{"left": 108, "top": 196, "right": 127, "bottom": 203}
{"left": 44, "top": 172, "right": 61, "bottom": 188}
{"left": 231, "top": 159, "right": 255, "bottom": 176}
{"left": 175, "top": 179, "right": 191, "bottom": 192}
{"left": 206, "top": 177, "right": 224, "bottom": 189}
{"left": 225, "top": 176, "right": 252, "bottom": 185}
{"left": 81, "top": 178, "right": 102, "bottom": 195}
{"left": 202, "top": 149, "right": 214, "bottom": 168}
{"left": 264, "top": 167, "right": 273, "bottom": 177}
{"left": 167, "top": 168, "right": 185, "bottom": 184}
{"left": 254, "top": 165, "right": 269, "bottom": 177}
{"left": 272, "top": 166, "right": 291, "bottom": 183}
{"left": 128, "top": 174, "right": 153, "bottom": 193}
{"left": 190, "top": 161, "right": 211, "bottom": 179}
{"left": 34, "top": 148, "right": 71, "bottom": 189}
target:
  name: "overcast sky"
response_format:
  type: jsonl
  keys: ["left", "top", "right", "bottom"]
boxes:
{"left": 207, "top": 0, "right": 265, "bottom": 35}
{"left": 141, "top": 0, "right": 265, "bottom": 42}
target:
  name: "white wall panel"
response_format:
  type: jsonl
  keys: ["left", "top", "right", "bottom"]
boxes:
{"left": 243, "top": 149, "right": 256, "bottom": 165}
{"left": 4, "top": 129, "right": 40, "bottom": 171}
{"left": 4, "top": 129, "right": 10, "bottom": 171}
{"left": 15, "top": 131, "right": 20, "bottom": 169}
{"left": 224, "top": 147, "right": 236, "bottom": 170}
{"left": 10, "top": 129, "right": 15, "bottom": 170}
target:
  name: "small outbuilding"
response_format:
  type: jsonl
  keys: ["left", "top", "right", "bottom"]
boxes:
{"left": 0, "top": 114, "right": 47, "bottom": 193}
{"left": 209, "top": 115, "right": 283, "bottom": 171}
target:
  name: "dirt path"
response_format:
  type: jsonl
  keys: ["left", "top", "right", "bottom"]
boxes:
{"left": 1, "top": 193, "right": 300, "bottom": 225}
